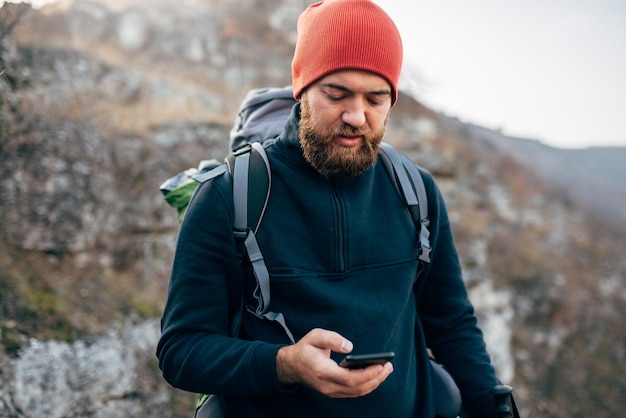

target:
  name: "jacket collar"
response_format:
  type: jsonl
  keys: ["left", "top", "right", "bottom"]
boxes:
{"left": 274, "top": 102, "right": 316, "bottom": 172}
{"left": 280, "top": 102, "right": 303, "bottom": 148}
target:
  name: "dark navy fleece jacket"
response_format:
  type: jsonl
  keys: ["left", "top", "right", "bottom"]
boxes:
{"left": 157, "top": 104, "right": 500, "bottom": 417}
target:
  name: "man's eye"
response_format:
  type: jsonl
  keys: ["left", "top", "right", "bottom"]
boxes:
{"left": 327, "top": 94, "right": 344, "bottom": 101}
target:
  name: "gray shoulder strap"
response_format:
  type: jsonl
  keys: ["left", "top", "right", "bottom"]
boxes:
{"left": 379, "top": 142, "right": 431, "bottom": 263}
{"left": 231, "top": 149, "right": 250, "bottom": 238}
{"left": 193, "top": 164, "right": 228, "bottom": 184}
{"left": 400, "top": 154, "right": 431, "bottom": 263}
{"left": 230, "top": 143, "right": 295, "bottom": 343}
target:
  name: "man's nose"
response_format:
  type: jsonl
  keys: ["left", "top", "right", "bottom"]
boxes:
{"left": 341, "top": 100, "right": 366, "bottom": 128}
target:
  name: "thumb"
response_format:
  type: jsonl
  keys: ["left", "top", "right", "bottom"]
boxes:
{"left": 338, "top": 336, "right": 353, "bottom": 354}
{"left": 307, "top": 328, "right": 353, "bottom": 354}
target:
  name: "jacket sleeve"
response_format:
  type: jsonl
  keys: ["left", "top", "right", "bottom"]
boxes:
{"left": 156, "top": 173, "right": 288, "bottom": 396}
{"left": 417, "top": 170, "right": 501, "bottom": 418}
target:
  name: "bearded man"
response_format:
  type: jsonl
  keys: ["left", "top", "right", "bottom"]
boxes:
{"left": 157, "top": 1, "right": 504, "bottom": 417}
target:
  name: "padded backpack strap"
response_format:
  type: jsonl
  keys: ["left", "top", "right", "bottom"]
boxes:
{"left": 400, "top": 154, "right": 431, "bottom": 263}
{"left": 229, "top": 142, "right": 271, "bottom": 235}
{"left": 230, "top": 149, "right": 250, "bottom": 240}
{"left": 229, "top": 143, "right": 295, "bottom": 343}
{"left": 379, "top": 143, "right": 431, "bottom": 263}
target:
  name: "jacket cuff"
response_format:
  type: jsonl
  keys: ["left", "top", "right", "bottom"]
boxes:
{"left": 250, "top": 344, "right": 294, "bottom": 395}
{"left": 463, "top": 387, "right": 498, "bottom": 418}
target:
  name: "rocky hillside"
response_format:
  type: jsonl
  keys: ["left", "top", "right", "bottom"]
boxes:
{"left": 447, "top": 120, "right": 626, "bottom": 233}
{"left": 1, "top": 1, "right": 625, "bottom": 417}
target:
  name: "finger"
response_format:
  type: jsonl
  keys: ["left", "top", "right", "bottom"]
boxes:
{"left": 323, "top": 363, "right": 394, "bottom": 398}
{"left": 331, "top": 361, "right": 391, "bottom": 385}
{"left": 324, "top": 362, "right": 394, "bottom": 396}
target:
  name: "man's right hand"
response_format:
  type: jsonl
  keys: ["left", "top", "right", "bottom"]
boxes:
{"left": 275, "top": 328, "right": 394, "bottom": 398}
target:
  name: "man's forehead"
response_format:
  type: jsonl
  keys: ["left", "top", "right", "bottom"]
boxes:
{"left": 316, "top": 69, "right": 392, "bottom": 94}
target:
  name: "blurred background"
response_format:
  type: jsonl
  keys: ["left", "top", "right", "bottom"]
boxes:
{"left": 1, "top": 1, "right": 625, "bottom": 417}
{"left": 382, "top": 0, "right": 626, "bottom": 150}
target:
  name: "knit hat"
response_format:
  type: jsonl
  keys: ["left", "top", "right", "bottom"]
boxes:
{"left": 292, "top": 0, "right": 403, "bottom": 105}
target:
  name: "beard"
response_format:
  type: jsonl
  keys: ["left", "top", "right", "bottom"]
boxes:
{"left": 299, "top": 97, "right": 388, "bottom": 178}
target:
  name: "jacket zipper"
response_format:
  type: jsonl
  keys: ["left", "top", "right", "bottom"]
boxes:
{"left": 330, "top": 179, "right": 345, "bottom": 271}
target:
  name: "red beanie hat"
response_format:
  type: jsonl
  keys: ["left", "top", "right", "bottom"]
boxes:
{"left": 292, "top": 0, "right": 403, "bottom": 105}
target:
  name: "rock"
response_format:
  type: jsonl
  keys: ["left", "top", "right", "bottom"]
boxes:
{"left": 4, "top": 320, "right": 172, "bottom": 417}
{"left": 117, "top": 9, "right": 149, "bottom": 52}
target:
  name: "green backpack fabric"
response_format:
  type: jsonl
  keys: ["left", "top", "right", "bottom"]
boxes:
{"left": 161, "top": 160, "right": 221, "bottom": 222}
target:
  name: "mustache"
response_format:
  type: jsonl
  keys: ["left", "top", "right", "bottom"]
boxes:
{"left": 328, "top": 123, "right": 372, "bottom": 138}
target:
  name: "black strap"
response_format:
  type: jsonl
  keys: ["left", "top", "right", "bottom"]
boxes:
{"left": 491, "top": 385, "right": 521, "bottom": 418}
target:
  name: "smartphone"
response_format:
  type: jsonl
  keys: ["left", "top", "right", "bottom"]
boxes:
{"left": 339, "top": 352, "right": 395, "bottom": 369}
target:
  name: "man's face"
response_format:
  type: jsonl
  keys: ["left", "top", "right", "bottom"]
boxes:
{"left": 299, "top": 69, "right": 392, "bottom": 178}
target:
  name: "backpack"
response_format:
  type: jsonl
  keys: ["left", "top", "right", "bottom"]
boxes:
{"left": 159, "top": 86, "right": 433, "bottom": 418}
{"left": 159, "top": 86, "right": 295, "bottom": 222}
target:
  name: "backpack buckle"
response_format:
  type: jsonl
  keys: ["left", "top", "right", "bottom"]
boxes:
{"left": 232, "top": 143, "right": 253, "bottom": 156}
{"left": 233, "top": 227, "right": 248, "bottom": 241}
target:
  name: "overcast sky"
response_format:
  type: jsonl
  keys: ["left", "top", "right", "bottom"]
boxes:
{"left": 8, "top": 0, "right": 626, "bottom": 149}
{"left": 377, "top": 0, "right": 626, "bottom": 149}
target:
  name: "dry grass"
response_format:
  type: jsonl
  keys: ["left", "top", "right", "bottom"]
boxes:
{"left": 0, "top": 237, "right": 168, "bottom": 354}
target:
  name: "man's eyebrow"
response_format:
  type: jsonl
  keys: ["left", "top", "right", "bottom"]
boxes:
{"left": 321, "top": 82, "right": 391, "bottom": 96}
